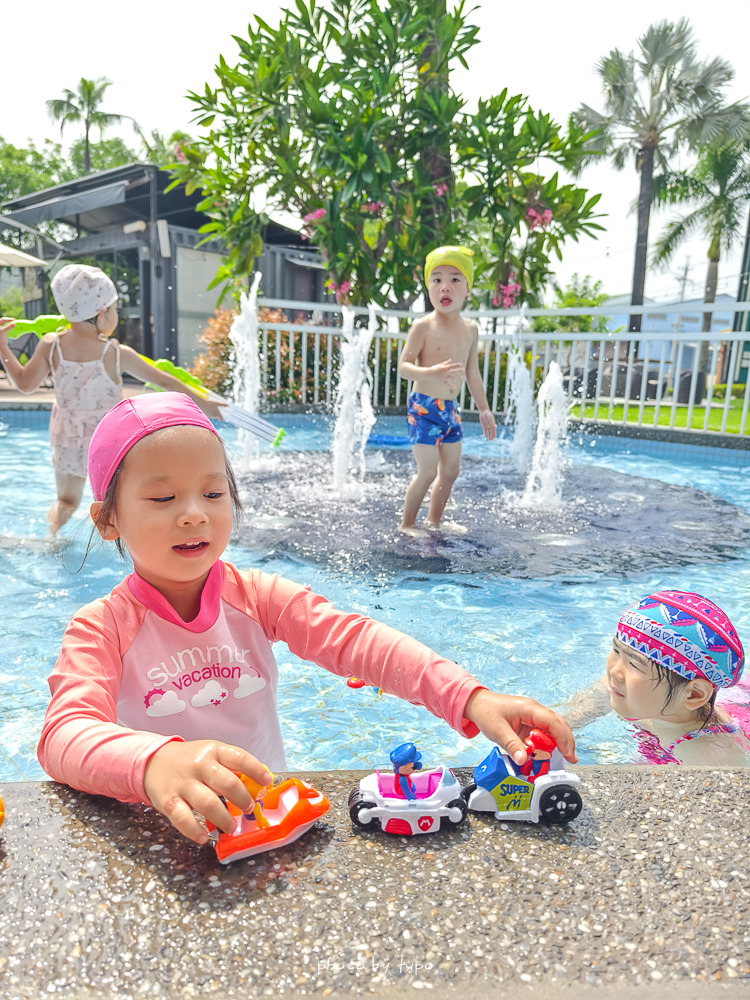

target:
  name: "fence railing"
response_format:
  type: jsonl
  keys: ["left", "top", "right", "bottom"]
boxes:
{"left": 255, "top": 298, "right": 750, "bottom": 438}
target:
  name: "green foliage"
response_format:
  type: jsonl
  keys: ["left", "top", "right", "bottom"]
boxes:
{"left": 0, "top": 136, "right": 73, "bottom": 204}
{"left": 139, "top": 130, "right": 193, "bottom": 168}
{"left": 189, "top": 308, "right": 237, "bottom": 395}
{"left": 531, "top": 274, "right": 611, "bottom": 333}
{"left": 172, "top": 0, "right": 602, "bottom": 307}
{"left": 69, "top": 136, "right": 138, "bottom": 175}
{"left": 0, "top": 286, "right": 24, "bottom": 318}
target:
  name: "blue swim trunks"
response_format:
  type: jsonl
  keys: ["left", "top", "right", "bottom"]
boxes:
{"left": 407, "top": 391, "right": 462, "bottom": 446}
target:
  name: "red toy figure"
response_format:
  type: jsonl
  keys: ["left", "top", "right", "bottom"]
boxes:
{"left": 518, "top": 729, "right": 556, "bottom": 782}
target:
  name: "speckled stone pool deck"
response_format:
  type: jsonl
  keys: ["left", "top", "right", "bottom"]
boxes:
{"left": 0, "top": 766, "right": 748, "bottom": 999}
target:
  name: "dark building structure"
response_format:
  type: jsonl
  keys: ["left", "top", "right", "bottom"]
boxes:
{"left": 1, "top": 163, "right": 325, "bottom": 365}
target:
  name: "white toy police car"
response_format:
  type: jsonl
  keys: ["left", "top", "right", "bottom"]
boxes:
{"left": 348, "top": 764, "right": 467, "bottom": 835}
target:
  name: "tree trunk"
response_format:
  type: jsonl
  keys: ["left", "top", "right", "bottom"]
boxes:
{"left": 417, "top": 2, "right": 452, "bottom": 246}
{"left": 699, "top": 251, "right": 719, "bottom": 371}
{"left": 84, "top": 121, "right": 91, "bottom": 174}
{"left": 629, "top": 145, "right": 655, "bottom": 334}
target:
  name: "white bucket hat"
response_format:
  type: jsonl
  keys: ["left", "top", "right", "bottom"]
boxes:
{"left": 51, "top": 264, "right": 118, "bottom": 322}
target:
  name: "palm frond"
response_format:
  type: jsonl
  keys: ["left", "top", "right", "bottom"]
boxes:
{"left": 652, "top": 212, "right": 700, "bottom": 265}
{"left": 637, "top": 18, "right": 695, "bottom": 77}
{"left": 682, "top": 101, "right": 750, "bottom": 147}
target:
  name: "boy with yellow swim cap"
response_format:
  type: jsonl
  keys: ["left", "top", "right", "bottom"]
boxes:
{"left": 397, "top": 245, "right": 495, "bottom": 534}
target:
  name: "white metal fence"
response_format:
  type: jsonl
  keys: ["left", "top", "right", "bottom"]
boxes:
{"left": 255, "top": 297, "right": 750, "bottom": 438}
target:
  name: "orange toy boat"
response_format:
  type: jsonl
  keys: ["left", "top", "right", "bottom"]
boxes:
{"left": 210, "top": 778, "right": 330, "bottom": 864}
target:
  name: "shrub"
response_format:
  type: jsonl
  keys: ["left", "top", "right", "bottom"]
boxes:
{"left": 189, "top": 308, "right": 236, "bottom": 395}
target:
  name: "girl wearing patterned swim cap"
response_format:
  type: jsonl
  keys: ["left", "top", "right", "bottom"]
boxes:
{"left": 559, "top": 590, "right": 749, "bottom": 766}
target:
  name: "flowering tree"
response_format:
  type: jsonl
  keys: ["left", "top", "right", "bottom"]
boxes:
{"left": 172, "top": 0, "right": 602, "bottom": 307}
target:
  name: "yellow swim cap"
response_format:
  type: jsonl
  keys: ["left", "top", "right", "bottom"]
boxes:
{"left": 424, "top": 245, "right": 474, "bottom": 290}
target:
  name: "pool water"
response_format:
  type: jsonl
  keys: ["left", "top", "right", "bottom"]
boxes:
{"left": 1, "top": 411, "right": 749, "bottom": 780}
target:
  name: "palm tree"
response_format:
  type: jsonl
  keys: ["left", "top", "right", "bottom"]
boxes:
{"left": 652, "top": 136, "right": 750, "bottom": 374}
{"left": 574, "top": 19, "right": 749, "bottom": 332}
{"left": 47, "top": 78, "right": 138, "bottom": 174}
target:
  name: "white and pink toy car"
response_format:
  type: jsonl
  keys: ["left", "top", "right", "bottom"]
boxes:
{"left": 348, "top": 764, "right": 467, "bottom": 835}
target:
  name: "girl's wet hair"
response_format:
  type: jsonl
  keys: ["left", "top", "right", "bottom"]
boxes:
{"left": 83, "top": 434, "right": 244, "bottom": 564}
{"left": 649, "top": 657, "right": 716, "bottom": 726}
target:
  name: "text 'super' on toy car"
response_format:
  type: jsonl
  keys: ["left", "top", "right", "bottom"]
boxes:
{"left": 348, "top": 764, "right": 467, "bottom": 835}
{"left": 462, "top": 746, "right": 582, "bottom": 825}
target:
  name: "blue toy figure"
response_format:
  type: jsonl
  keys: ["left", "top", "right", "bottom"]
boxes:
{"left": 390, "top": 742, "right": 423, "bottom": 800}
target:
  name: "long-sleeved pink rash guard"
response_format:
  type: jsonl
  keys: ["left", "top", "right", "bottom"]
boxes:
{"left": 38, "top": 560, "right": 485, "bottom": 804}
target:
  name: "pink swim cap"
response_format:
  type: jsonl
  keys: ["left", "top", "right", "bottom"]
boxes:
{"left": 88, "top": 392, "right": 218, "bottom": 501}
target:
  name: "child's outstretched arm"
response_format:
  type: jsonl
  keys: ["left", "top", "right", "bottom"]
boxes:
{"left": 554, "top": 675, "right": 611, "bottom": 730}
{"left": 118, "top": 345, "right": 224, "bottom": 420}
{"left": 463, "top": 325, "right": 496, "bottom": 440}
{"left": 0, "top": 320, "right": 54, "bottom": 393}
{"left": 238, "top": 567, "right": 577, "bottom": 765}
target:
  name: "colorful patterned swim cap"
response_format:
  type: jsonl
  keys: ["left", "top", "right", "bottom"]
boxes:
{"left": 616, "top": 590, "right": 744, "bottom": 689}
{"left": 424, "top": 246, "right": 474, "bottom": 290}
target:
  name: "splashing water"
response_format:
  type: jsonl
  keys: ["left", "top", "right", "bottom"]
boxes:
{"left": 503, "top": 305, "right": 535, "bottom": 473}
{"left": 229, "top": 272, "right": 263, "bottom": 457}
{"left": 331, "top": 305, "right": 377, "bottom": 490}
{"left": 520, "top": 361, "right": 569, "bottom": 507}
{"left": 505, "top": 348, "right": 536, "bottom": 473}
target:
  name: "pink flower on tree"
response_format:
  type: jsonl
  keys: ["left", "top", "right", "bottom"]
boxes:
{"left": 493, "top": 273, "right": 521, "bottom": 309}
{"left": 303, "top": 208, "right": 326, "bottom": 223}
{"left": 174, "top": 144, "right": 187, "bottom": 164}
{"left": 526, "top": 207, "right": 553, "bottom": 231}
{"left": 364, "top": 201, "right": 385, "bottom": 215}
{"left": 327, "top": 278, "right": 352, "bottom": 304}
{"left": 433, "top": 182, "right": 448, "bottom": 197}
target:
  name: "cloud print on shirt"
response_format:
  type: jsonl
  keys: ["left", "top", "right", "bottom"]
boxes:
{"left": 191, "top": 680, "right": 229, "bottom": 708}
{"left": 234, "top": 673, "right": 267, "bottom": 699}
{"left": 145, "top": 691, "right": 186, "bottom": 717}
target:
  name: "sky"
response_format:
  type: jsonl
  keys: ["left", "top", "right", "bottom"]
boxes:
{"left": 3, "top": 0, "right": 748, "bottom": 303}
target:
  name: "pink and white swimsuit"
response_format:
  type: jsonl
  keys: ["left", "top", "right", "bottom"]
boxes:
{"left": 48, "top": 333, "right": 122, "bottom": 478}
{"left": 38, "top": 560, "right": 485, "bottom": 805}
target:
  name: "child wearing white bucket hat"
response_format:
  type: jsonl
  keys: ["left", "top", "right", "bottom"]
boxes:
{"left": 0, "top": 263, "right": 222, "bottom": 534}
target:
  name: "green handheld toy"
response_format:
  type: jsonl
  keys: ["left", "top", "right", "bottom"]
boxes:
{"left": 6, "top": 315, "right": 69, "bottom": 338}
{"left": 139, "top": 355, "right": 286, "bottom": 446}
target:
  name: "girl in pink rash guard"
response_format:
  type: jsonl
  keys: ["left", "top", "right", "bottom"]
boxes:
{"left": 37, "top": 392, "right": 576, "bottom": 845}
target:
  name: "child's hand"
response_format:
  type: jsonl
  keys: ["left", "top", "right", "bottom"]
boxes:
{"left": 143, "top": 739, "right": 273, "bottom": 845}
{"left": 479, "top": 409, "right": 496, "bottom": 441}
{"left": 464, "top": 689, "right": 578, "bottom": 765}
{"left": 0, "top": 317, "right": 15, "bottom": 342}
{"left": 431, "top": 359, "right": 465, "bottom": 392}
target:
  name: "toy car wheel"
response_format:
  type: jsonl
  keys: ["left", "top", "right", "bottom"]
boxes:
{"left": 460, "top": 781, "right": 477, "bottom": 804}
{"left": 538, "top": 785, "right": 582, "bottom": 824}
{"left": 349, "top": 795, "right": 379, "bottom": 831}
{"left": 442, "top": 797, "right": 468, "bottom": 830}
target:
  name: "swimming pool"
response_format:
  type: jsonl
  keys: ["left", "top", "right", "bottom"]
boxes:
{"left": 1, "top": 409, "right": 749, "bottom": 780}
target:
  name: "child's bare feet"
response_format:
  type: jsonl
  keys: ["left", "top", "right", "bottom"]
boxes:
{"left": 425, "top": 519, "right": 468, "bottom": 534}
{"left": 398, "top": 524, "right": 429, "bottom": 537}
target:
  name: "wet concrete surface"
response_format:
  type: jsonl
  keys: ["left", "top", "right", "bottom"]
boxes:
{"left": 1, "top": 766, "right": 748, "bottom": 999}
